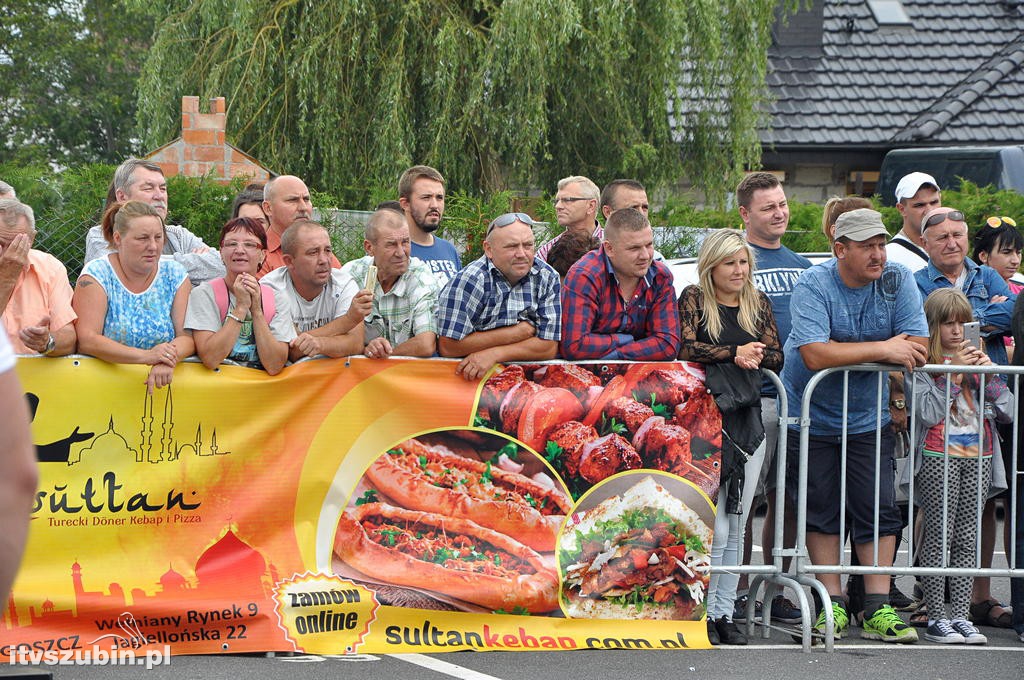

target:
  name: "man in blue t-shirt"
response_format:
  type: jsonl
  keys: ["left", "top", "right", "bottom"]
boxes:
{"left": 782, "top": 208, "right": 928, "bottom": 643}
{"left": 734, "top": 172, "right": 811, "bottom": 625}
{"left": 398, "top": 165, "right": 462, "bottom": 285}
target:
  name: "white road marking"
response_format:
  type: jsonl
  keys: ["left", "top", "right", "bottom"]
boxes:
{"left": 390, "top": 653, "right": 508, "bottom": 679}
{"left": 279, "top": 654, "right": 380, "bottom": 663}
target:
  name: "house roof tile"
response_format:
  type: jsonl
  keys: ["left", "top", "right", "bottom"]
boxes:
{"left": 761, "top": 0, "right": 1024, "bottom": 147}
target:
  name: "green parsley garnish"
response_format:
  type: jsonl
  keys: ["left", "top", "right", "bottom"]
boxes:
{"left": 599, "top": 414, "right": 627, "bottom": 436}
{"left": 472, "top": 414, "right": 496, "bottom": 429}
{"left": 685, "top": 535, "right": 706, "bottom": 553}
{"left": 376, "top": 528, "right": 402, "bottom": 546}
{"left": 354, "top": 489, "right": 378, "bottom": 506}
{"left": 492, "top": 442, "right": 519, "bottom": 462}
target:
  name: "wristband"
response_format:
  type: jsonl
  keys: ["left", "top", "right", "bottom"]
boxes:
{"left": 226, "top": 312, "right": 243, "bottom": 324}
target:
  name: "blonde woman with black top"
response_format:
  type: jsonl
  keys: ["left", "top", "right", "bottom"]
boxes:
{"left": 678, "top": 228, "right": 781, "bottom": 644}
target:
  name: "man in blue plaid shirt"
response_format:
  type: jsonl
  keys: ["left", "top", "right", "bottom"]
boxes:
{"left": 560, "top": 208, "right": 679, "bottom": 360}
{"left": 437, "top": 212, "right": 561, "bottom": 381}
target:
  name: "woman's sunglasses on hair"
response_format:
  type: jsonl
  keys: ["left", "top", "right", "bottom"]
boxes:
{"left": 985, "top": 215, "right": 1018, "bottom": 229}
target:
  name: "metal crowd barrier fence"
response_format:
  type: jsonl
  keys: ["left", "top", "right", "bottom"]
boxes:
{"left": 785, "top": 362, "right": 1023, "bottom": 652}
{"left": 710, "top": 370, "right": 810, "bottom": 648}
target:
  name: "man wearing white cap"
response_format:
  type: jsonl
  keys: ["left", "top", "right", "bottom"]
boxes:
{"left": 886, "top": 172, "right": 941, "bottom": 272}
{"left": 782, "top": 208, "right": 927, "bottom": 643}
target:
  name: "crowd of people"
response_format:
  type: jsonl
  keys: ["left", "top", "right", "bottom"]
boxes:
{"left": 1, "top": 162, "right": 1023, "bottom": 648}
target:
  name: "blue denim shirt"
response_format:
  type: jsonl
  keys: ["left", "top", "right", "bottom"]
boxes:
{"left": 914, "top": 258, "right": 1016, "bottom": 365}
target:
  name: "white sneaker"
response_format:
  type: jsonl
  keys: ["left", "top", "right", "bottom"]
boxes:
{"left": 924, "top": 618, "right": 965, "bottom": 644}
{"left": 950, "top": 619, "right": 987, "bottom": 645}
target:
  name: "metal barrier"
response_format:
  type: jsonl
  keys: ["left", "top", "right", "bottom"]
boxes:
{"left": 703, "top": 369, "right": 812, "bottom": 647}
{"left": 783, "top": 362, "right": 1023, "bottom": 651}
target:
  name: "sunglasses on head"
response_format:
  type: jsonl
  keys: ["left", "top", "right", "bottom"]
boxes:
{"left": 486, "top": 212, "right": 536, "bottom": 236}
{"left": 985, "top": 215, "right": 1018, "bottom": 229}
{"left": 922, "top": 210, "right": 965, "bottom": 230}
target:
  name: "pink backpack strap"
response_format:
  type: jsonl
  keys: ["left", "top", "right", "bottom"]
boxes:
{"left": 210, "top": 277, "right": 275, "bottom": 322}
{"left": 211, "top": 277, "right": 230, "bottom": 321}
{"left": 259, "top": 284, "right": 276, "bottom": 322}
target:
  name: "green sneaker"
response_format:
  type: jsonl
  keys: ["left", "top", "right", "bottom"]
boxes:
{"left": 862, "top": 604, "right": 918, "bottom": 643}
{"left": 813, "top": 601, "right": 849, "bottom": 639}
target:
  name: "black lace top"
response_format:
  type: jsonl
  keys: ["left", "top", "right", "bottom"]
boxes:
{"left": 677, "top": 285, "right": 783, "bottom": 371}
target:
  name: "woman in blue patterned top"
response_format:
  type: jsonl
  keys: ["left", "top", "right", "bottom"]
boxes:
{"left": 73, "top": 201, "right": 194, "bottom": 393}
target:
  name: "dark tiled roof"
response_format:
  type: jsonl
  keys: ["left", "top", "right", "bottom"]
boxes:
{"left": 765, "top": 0, "right": 1024, "bottom": 147}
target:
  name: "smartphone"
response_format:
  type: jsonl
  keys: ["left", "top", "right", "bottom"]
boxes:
{"left": 963, "top": 321, "right": 981, "bottom": 349}
{"left": 364, "top": 264, "right": 378, "bottom": 292}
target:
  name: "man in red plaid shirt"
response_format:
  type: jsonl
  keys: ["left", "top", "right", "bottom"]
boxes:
{"left": 559, "top": 208, "right": 679, "bottom": 360}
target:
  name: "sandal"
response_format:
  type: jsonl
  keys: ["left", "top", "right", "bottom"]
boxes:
{"left": 909, "top": 602, "right": 929, "bottom": 628}
{"left": 969, "top": 599, "right": 1013, "bottom": 628}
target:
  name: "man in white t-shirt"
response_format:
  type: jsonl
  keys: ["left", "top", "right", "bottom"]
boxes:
{"left": 886, "top": 172, "right": 941, "bottom": 273}
{"left": 261, "top": 221, "right": 371, "bottom": 361}
{"left": 0, "top": 327, "right": 37, "bottom": 601}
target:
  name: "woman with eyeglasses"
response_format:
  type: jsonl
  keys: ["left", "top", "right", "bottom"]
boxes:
{"left": 73, "top": 201, "right": 194, "bottom": 393}
{"left": 184, "top": 217, "right": 294, "bottom": 374}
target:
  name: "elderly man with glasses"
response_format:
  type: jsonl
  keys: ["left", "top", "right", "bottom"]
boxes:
{"left": 536, "top": 175, "right": 602, "bottom": 263}
{"left": 436, "top": 212, "right": 561, "bottom": 381}
{"left": 915, "top": 207, "right": 1017, "bottom": 365}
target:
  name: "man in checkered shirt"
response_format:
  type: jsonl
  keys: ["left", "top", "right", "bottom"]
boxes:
{"left": 559, "top": 208, "right": 679, "bottom": 360}
{"left": 340, "top": 208, "right": 440, "bottom": 359}
{"left": 436, "top": 212, "right": 561, "bottom": 381}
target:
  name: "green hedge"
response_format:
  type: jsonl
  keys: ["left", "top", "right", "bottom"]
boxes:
{"left": 3, "top": 163, "right": 1022, "bottom": 276}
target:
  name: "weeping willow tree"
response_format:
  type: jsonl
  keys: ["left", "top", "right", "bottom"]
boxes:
{"left": 136, "top": 1, "right": 795, "bottom": 203}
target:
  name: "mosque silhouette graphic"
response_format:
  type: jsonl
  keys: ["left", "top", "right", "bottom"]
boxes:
{"left": 34, "top": 385, "right": 232, "bottom": 465}
{"left": 1, "top": 528, "right": 279, "bottom": 636}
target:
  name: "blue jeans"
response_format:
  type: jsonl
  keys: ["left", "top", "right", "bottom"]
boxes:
{"left": 707, "top": 440, "right": 766, "bottom": 620}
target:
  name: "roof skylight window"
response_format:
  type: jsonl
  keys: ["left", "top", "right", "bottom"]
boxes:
{"left": 867, "top": 0, "right": 911, "bottom": 25}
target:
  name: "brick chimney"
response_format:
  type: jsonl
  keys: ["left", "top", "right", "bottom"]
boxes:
{"left": 145, "top": 96, "right": 271, "bottom": 185}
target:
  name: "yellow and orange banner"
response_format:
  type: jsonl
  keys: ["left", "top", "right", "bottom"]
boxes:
{"left": 1, "top": 357, "right": 721, "bottom": 657}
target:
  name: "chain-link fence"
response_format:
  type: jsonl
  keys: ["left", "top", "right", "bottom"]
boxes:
{"left": 35, "top": 213, "right": 93, "bottom": 281}
{"left": 35, "top": 206, "right": 708, "bottom": 282}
